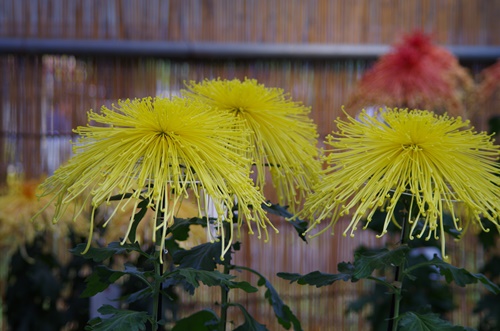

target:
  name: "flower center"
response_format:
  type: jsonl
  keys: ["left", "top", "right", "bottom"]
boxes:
{"left": 402, "top": 143, "right": 422, "bottom": 151}
{"left": 157, "top": 131, "right": 176, "bottom": 139}
{"left": 231, "top": 106, "right": 246, "bottom": 115}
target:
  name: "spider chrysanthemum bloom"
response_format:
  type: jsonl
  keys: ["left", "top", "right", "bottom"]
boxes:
{"left": 0, "top": 175, "right": 88, "bottom": 265}
{"left": 346, "top": 31, "right": 474, "bottom": 117}
{"left": 182, "top": 78, "right": 320, "bottom": 212}
{"left": 302, "top": 108, "right": 500, "bottom": 258}
{"left": 35, "top": 96, "right": 273, "bottom": 260}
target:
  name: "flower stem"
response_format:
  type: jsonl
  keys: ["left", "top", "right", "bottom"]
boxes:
{"left": 219, "top": 221, "right": 232, "bottom": 331}
{"left": 387, "top": 199, "right": 410, "bottom": 331}
{"left": 219, "top": 262, "right": 230, "bottom": 331}
{"left": 152, "top": 209, "right": 165, "bottom": 331}
{"left": 387, "top": 266, "right": 402, "bottom": 331}
{"left": 151, "top": 246, "right": 163, "bottom": 331}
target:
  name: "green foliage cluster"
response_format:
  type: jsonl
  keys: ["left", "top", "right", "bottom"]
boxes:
{"left": 74, "top": 202, "right": 306, "bottom": 331}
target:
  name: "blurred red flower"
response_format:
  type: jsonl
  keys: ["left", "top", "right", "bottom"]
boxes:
{"left": 347, "top": 31, "right": 474, "bottom": 117}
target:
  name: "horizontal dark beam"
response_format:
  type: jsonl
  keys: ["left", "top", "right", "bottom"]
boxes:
{"left": 0, "top": 38, "right": 499, "bottom": 60}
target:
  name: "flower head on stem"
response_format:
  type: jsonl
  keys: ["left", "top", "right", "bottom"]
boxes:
{"left": 182, "top": 78, "right": 321, "bottom": 213}
{"left": 34, "top": 96, "right": 273, "bottom": 261}
{"left": 302, "top": 107, "right": 500, "bottom": 259}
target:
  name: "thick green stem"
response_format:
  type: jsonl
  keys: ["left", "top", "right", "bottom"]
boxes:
{"left": 387, "top": 199, "right": 411, "bottom": 331}
{"left": 218, "top": 221, "right": 233, "bottom": 331}
{"left": 152, "top": 208, "right": 165, "bottom": 331}
{"left": 219, "top": 262, "right": 231, "bottom": 331}
{"left": 151, "top": 247, "right": 163, "bottom": 331}
{"left": 392, "top": 299, "right": 401, "bottom": 331}
{"left": 389, "top": 280, "right": 402, "bottom": 331}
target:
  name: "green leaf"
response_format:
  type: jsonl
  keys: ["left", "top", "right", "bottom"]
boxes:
{"left": 414, "top": 257, "right": 500, "bottom": 294}
{"left": 174, "top": 268, "right": 232, "bottom": 287}
{"left": 278, "top": 266, "right": 355, "bottom": 288}
{"left": 164, "top": 230, "right": 188, "bottom": 258}
{"left": 173, "top": 241, "right": 224, "bottom": 270}
{"left": 277, "top": 247, "right": 406, "bottom": 288}
{"left": 256, "top": 274, "right": 302, "bottom": 330}
{"left": 231, "top": 303, "right": 270, "bottom": 331}
{"left": 398, "top": 311, "right": 474, "bottom": 331}
{"left": 262, "top": 202, "right": 307, "bottom": 242}
{"left": 122, "top": 264, "right": 152, "bottom": 283}
{"left": 441, "top": 214, "right": 463, "bottom": 239}
{"left": 353, "top": 245, "right": 409, "bottom": 279}
{"left": 363, "top": 198, "right": 407, "bottom": 234}
{"left": 123, "top": 287, "right": 151, "bottom": 305}
{"left": 169, "top": 268, "right": 258, "bottom": 294}
{"left": 171, "top": 309, "right": 219, "bottom": 331}
{"left": 107, "top": 193, "right": 135, "bottom": 201}
{"left": 70, "top": 244, "right": 117, "bottom": 262}
{"left": 111, "top": 241, "right": 147, "bottom": 253}
{"left": 70, "top": 241, "right": 145, "bottom": 262}
{"left": 82, "top": 264, "right": 151, "bottom": 298}
{"left": 169, "top": 217, "right": 209, "bottom": 241}
{"left": 85, "top": 305, "right": 149, "bottom": 331}
{"left": 127, "top": 198, "right": 150, "bottom": 243}
{"left": 81, "top": 266, "right": 127, "bottom": 298}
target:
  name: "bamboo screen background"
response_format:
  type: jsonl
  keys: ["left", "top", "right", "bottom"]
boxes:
{"left": 1, "top": 1, "right": 499, "bottom": 330}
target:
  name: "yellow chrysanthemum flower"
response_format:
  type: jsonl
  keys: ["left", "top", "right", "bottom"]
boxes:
{"left": 35, "top": 96, "right": 274, "bottom": 260}
{"left": 302, "top": 108, "right": 500, "bottom": 258}
{"left": 0, "top": 175, "right": 88, "bottom": 271}
{"left": 182, "top": 78, "right": 320, "bottom": 212}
